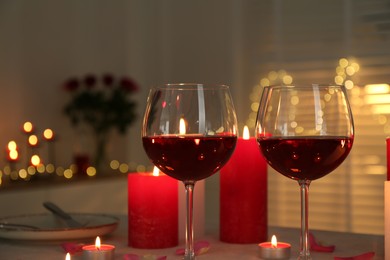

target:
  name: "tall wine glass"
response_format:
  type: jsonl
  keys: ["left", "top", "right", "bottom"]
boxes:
{"left": 255, "top": 84, "right": 354, "bottom": 259}
{"left": 142, "top": 83, "right": 238, "bottom": 260}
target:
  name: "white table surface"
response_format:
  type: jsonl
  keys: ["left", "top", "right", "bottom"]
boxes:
{"left": 0, "top": 215, "right": 384, "bottom": 260}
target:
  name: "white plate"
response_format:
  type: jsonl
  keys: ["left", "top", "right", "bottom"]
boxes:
{"left": 0, "top": 213, "right": 119, "bottom": 241}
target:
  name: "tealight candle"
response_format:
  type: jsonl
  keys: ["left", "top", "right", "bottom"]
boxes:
{"left": 82, "top": 236, "right": 115, "bottom": 260}
{"left": 65, "top": 252, "right": 71, "bottom": 260}
{"left": 258, "top": 235, "right": 291, "bottom": 260}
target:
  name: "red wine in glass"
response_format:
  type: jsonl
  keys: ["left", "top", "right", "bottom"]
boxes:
{"left": 142, "top": 135, "right": 237, "bottom": 182}
{"left": 255, "top": 84, "right": 354, "bottom": 259}
{"left": 142, "top": 84, "right": 238, "bottom": 260}
{"left": 257, "top": 137, "right": 353, "bottom": 181}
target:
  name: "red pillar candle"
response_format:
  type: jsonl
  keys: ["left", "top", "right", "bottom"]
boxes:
{"left": 128, "top": 167, "right": 179, "bottom": 248}
{"left": 387, "top": 137, "right": 390, "bottom": 181}
{"left": 220, "top": 125, "right": 267, "bottom": 243}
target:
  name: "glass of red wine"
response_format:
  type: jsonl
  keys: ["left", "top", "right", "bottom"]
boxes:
{"left": 255, "top": 84, "right": 354, "bottom": 259}
{"left": 142, "top": 83, "right": 238, "bottom": 260}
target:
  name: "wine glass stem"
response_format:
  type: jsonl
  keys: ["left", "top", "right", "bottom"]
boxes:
{"left": 184, "top": 182, "right": 195, "bottom": 260}
{"left": 298, "top": 180, "right": 312, "bottom": 260}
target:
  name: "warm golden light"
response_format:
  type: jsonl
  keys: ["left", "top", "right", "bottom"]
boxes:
{"left": 86, "top": 166, "right": 96, "bottom": 177}
{"left": 65, "top": 252, "right": 71, "bottom": 260}
{"left": 271, "top": 235, "right": 277, "bottom": 248}
{"left": 63, "top": 169, "right": 73, "bottom": 179}
{"left": 153, "top": 166, "right": 160, "bottom": 176}
{"left": 364, "top": 84, "right": 390, "bottom": 94}
{"left": 9, "top": 150, "right": 18, "bottom": 160}
{"left": 339, "top": 58, "right": 348, "bottom": 68}
{"left": 243, "top": 125, "right": 250, "bottom": 140}
{"left": 28, "top": 135, "right": 38, "bottom": 146}
{"left": 371, "top": 104, "right": 390, "bottom": 114}
{"left": 23, "top": 122, "right": 33, "bottom": 133}
{"left": 119, "top": 163, "right": 129, "bottom": 173}
{"left": 364, "top": 94, "right": 390, "bottom": 104}
{"left": 179, "top": 118, "right": 186, "bottom": 135}
{"left": 30, "top": 155, "right": 41, "bottom": 166}
{"left": 95, "top": 236, "right": 101, "bottom": 249}
{"left": 43, "top": 129, "right": 54, "bottom": 140}
{"left": 7, "top": 141, "right": 17, "bottom": 151}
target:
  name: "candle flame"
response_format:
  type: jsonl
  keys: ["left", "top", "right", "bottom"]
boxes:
{"left": 153, "top": 166, "right": 160, "bottom": 176}
{"left": 65, "top": 252, "right": 71, "bottom": 260}
{"left": 179, "top": 118, "right": 186, "bottom": 135}
{"left": 243, "top": 125, "right": 250, "bottom": 140}
{"left": 271, "top": 235, "right": 277, "bottom": 248}
{"left": 95, "top": 236, "right": 101, "bottom": 250}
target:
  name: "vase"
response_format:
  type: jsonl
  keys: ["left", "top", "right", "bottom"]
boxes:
{"left": 93, "top": 131, "right": 110, "bottom": 174}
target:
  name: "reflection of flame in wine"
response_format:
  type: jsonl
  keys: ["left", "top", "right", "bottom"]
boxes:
{"left": 179, "top": 118, "right": 186, "bottom": 135}
{"left": 194, "top": 139, "right": 200, "bottom": 145}
{"left": 341, "top": 139, "right": 345, "bottom": 148}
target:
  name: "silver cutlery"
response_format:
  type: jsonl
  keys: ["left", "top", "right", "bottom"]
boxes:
{"left": 0, "top": 222, "right": 39, "bottom": 230}
{"left": 43, "top": 201, "right": 83, "bottom": 228}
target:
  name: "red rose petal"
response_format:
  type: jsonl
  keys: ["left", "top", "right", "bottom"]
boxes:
{"left": 61, "top": 242, "right": 84, "bottom": 255}
{"left": 334, "top": 251, "right": 375, "bottom": 260}
{"left": 309, "top": 232, "right": 335, "bottom": 252}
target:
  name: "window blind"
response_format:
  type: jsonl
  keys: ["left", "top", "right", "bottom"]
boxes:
{"left": 240, "top": 0, "right": 390, "bottom": 235}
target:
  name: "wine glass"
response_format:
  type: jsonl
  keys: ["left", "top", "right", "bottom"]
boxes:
{"left": 255, "top": 84, "right": 354, "bottom": 259}
{"left": 142, "top": 83, "right": 238, "bottom": 259}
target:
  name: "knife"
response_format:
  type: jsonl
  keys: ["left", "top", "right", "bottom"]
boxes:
{"left": 43, "top": 201, "right": 83, "bottom": 228}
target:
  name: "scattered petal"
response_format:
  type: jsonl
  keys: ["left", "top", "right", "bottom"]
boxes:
{"left": 61, "top": 242, "right": 84, "bottom": 255}
{"left": 309, "top": 232, "right": 335, "bottom": 252}
{"left": 194, "top": 240, "right": 210, "bottom": 255}
{"left": 176, "top": 240, "right": 210, "bottom": 256}
{"left": 334, "top": 251, "right": 375, "bottom": 260}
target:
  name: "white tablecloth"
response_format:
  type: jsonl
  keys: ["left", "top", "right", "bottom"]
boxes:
{"left": 0, "top": 215, "right": 384, "bottom": 260}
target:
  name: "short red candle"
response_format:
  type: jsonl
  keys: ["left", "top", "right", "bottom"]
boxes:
{"left": 128, "top": 168, "right": 178, "bottom": 248}
{"left": 387, "top": 137, "right": 390, "bottom": 181}
{"left": 258, "top": 235, "right": 291, "bottom": 259}
{"left": 220, "top": 126, "right": 267, "bottom": 243}
{"left": 82, "top": 236, "right": 115, "bottom": 260}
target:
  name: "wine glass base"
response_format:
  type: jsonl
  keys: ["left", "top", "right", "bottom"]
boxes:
{"left": 297, "top": 254, "right": 312, "bottom": 260}
{"left": 183, "top": 254, "right": 196, "bottom": 260}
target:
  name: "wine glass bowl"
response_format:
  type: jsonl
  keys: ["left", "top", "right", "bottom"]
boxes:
{"left": 255, "top": 84, "right": 354, "bottom": 259}
{"left": 142, "top": 83, "right": 238, "bottom": 259}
